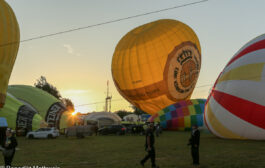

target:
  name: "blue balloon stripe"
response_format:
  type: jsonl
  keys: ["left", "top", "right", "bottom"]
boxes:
{"left": 165, "top": 111, "right": 172, "bottom": 121}
{"left": 196, "top": 114, "right": 203, "bottom": 126}
{"left": 169, "top": 105, "right": 176, "bottom": 111}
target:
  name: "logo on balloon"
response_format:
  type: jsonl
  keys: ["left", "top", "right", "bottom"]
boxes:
{"left": 164, "top": 42, "right": 200, "bottom": 101}
{"left": 16, "top": 105, "right": 36, "bottom": 132}
{"left": 46, "top": 102, "right": 66, "bottom": 128}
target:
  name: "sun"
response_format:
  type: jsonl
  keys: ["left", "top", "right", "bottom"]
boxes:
{"left": 61, "top": 89, "right": 96, "bottom": 113}
{"left": 74, "top": 106, "right": 94, "bottom": 114}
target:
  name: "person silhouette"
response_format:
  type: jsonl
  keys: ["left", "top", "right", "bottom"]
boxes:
{"left": 2, "top": 128, "right": 17, "bottom": 167}
{"left": 140, "top": 122, "right": 159, "bottom": 168}
{"left": 188, "top": 125, "right": 200, "bottom": 167}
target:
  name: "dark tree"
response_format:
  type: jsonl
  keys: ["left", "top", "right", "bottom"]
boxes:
{"left": 62, "top": 98, "right": 75, "bottom": 112}
{"left": 34, "top": 76, "right": 61, "bottom": 99}
{"left": 115, "top": 110, "right": 133, "bottom": 119}
{"left": 131, "top": 105, "right": 146, "bottom": 116}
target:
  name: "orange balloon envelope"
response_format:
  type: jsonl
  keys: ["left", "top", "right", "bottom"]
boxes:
{"left": 112, "top": 19, "right": 201, "bottom": 115}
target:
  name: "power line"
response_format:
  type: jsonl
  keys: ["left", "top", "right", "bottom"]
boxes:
{"left": 75, "top": 99, "right": 123, "bottom": 107}
{"left": 195, "top": 84, "right": 212, "bottom": 88}
{"left": 76, "top": 72, "right": 265, "bottom": 107}
{"left": 75, "top": 83, "right": 213, "bottom": 107}
{"left": 0, "top": 0, "right": 208, "bottom": 48}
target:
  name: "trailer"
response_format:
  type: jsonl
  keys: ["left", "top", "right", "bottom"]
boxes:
{"left": 65, "top": 125, "right": 95, "bottom": 138}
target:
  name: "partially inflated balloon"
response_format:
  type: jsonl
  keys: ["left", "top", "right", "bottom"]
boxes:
{"left": 149, "top": 99, "right": 206, "bottom": 131}
{"left": 205, "top": 34, "right": 265, "bottom": 140}
{"left": 0, "top": 93, "right": 46, "bottom": 132}
{"left": 112, "top": 19, "right": 201, "bottom": 115}
{"left": 8, "top": 85, "right": 67, "bottom": 129}
{"left": 59, "top": 112, "right": 75, "bottom": 129}
{"left": 0, "top": 0, "right": 20, "bottom": 108}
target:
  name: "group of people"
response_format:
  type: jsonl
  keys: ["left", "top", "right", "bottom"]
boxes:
{"left": 140, "top": 123, "right": 200, "bottom": 168}
{"left": 129, "top": 122, "right": 162, "bottom": 136}
{"left": 1, "top": 124, "right": 200, "bottom": 167}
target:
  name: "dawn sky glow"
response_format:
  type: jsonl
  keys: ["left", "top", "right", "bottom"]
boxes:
{"left": 6, "top": 0, "right": 265, "bottom": 113}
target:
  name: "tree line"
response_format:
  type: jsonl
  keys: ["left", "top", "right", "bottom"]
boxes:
{"left": 34, "top": 76, "right": 146, "bottom": 118}
{"left": 34, "top": 76, "right": 74, "bottom": 112}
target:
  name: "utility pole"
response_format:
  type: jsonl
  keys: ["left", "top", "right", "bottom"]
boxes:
{"left": 105, "top": 80, "right": 112, "bottom": 112}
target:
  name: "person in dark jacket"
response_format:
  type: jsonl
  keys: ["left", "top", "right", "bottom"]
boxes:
{"left": 140, "top": 122, "right": 159, "bottom": 168}
{"left": 188, "top": 125, "right": 200, "bottom": 167}
{"left": 3, "top": 128, "right": 17, "bottom": 167}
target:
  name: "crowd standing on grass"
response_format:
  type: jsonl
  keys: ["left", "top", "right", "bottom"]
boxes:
{"left": 0, "top": 121, "right": 199, "bottom": 168}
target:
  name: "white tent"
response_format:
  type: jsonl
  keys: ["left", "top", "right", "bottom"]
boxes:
{"left": 84, "top": 112, "right": 121, "bottom": 127}
{"left": 123, "top": 114, "right": 139, "bottom": 122}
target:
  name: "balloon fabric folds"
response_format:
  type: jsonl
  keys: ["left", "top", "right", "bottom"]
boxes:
{"left": 205, "top": 34, "right": 265, "bottom": 140}
{"left": 112, "top": 19, "right": 201, "bottom": 115}
{"left": 8, "top": 85, "right": 67, "bottom": 129}
{"left": 0, "top": 0, "right": 20, "bottom": 108}
{"left": 0, "top": 93, "right": 46, "bottom": 132}
{"left": 149, "top": 99, "right": 206, "bottom": 131}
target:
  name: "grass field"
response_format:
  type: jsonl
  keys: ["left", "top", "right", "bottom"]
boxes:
{"left": 2, "top": 131, "right": 265, "bottom": 168}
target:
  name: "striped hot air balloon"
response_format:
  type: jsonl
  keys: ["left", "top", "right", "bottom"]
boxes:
{"left": 204, "top": 34, "right": 265, "bottom": 140}
{"left": 149, "top": 99, "right": 206, "bottom": 131}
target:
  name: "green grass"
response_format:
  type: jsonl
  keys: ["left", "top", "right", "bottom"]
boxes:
{"left": 3, "top": 131, "right": 265, "bottom": 168}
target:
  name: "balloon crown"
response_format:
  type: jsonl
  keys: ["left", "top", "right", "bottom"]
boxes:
{"left": 177, "top": 49, "right": 193, "bottom": 65}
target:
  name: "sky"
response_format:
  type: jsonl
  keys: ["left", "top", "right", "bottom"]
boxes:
{"left": 5, "top": 0, "right": 265, "bottom": 113}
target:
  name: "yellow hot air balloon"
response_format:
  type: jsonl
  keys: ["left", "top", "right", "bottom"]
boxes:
{"left": 0, "top": 0, "right": 20, "bottom": 108}
{"left": 112, "top": 19, "right": 201, "bottom": 115}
